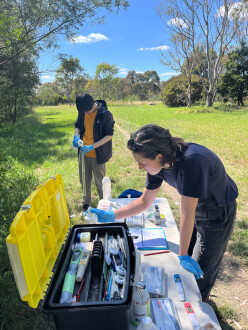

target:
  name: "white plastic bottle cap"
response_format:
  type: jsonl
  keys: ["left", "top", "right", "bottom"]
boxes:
{"left": 140, "top": 316, "right": 153, "bottom": 329}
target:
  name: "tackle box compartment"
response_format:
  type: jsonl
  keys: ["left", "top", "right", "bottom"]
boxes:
{"left": 43, "top": 222, "right": 135, "bottom": 330}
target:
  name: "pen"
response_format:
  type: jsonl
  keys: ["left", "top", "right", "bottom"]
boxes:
{"left": 144, "top": 250, "right": 170, "bottom": 256}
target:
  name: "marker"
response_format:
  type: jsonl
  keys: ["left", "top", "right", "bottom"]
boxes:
{"left": 184, "top": 302, "right": 200, "bottom": 329}
{"left": 72, "top": 279, "right": 85, "bottom": 303}
{"left": 144, "top": 250, "right": 170, "bottom": 256}
{"left": 174, "top": 274, "right": 185, "bottom": 301}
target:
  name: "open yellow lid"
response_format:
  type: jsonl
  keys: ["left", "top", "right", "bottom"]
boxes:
{"left": 6, "top": 174, "right": 70, "bottom": 308}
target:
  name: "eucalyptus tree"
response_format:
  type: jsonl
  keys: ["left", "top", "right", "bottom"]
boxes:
{"left": 158, "top": 0, "right": 247, "bottom": 107}
{"left": 217, "top": 40, "right": 248, "bottom": 105}
{"left": 55, "top": 56, "right": 84, "bottom": 104}
{"left": 0, "top": 0, "right": 129, "bottom": 66}
{"left": 158, "top": 2, "right": 196, "bottom": 107}
{"left": 95, "top": 63, "right": 119, "bottom": 99}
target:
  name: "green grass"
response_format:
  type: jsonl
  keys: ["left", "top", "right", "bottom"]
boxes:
{"left": 0, "top": 103, "right": 247, "bottom": 329}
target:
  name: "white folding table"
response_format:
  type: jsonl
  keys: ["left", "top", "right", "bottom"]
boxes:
{"left": 111, "top": 197, "right": 221, "bottom": 330}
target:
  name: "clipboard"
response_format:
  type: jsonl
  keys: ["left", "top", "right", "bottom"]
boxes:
{"left": 129, "top": 228, "right": 169, "bottom": 250}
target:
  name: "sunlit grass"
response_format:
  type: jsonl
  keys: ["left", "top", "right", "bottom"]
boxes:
{"left": 0, "top": 103, "right": 247, "bottom": 329}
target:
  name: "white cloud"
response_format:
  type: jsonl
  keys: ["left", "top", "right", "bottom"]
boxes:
{"left": 41, "top": 75, "right": 53, "bottom": 81}
{"left": 218, "top": 2, "right": 248, "bottom": 20}
{"left": 119, "top": 68, "right": 128, "bottom": 75}
{"left": 138, "top": 45, "right": 169, "bottom": 51}
{"left": 167, "top": 18, "right": 188, "bottom": 29}
{"left": 70, "top": 33, "right": 109, "bottom": 44}
{"left": 160, "top": 72, "right": 179, "bottom": 76}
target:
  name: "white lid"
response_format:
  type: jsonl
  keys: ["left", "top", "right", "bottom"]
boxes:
{"left": 141, "top": 316, "right": 153, "bottom": 330}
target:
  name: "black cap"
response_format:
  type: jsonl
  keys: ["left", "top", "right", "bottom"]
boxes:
{"left": 76, "top": 94, "right": 95, "bottom": 113}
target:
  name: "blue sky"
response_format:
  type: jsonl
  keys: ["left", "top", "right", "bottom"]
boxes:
{"left": 39, "top": 0, "right": 179, "bottom": 83}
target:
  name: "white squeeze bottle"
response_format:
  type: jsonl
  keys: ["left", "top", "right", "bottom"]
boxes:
{"left": 102, "top": 176, "right": 112, "bottom": 200}
{"left": 137, "top": 316, "right": 158, "bottom": 330}
{"left": 132, "top": 282, "right": 150, "bottom": 327}
{"left": 84, "top": 207, "right": 97, "bottom": 224}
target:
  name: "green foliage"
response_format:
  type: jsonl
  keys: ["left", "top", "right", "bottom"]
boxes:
{"left": 217, "top": 40, "right": 248, "bottom": 106}
{"left": 0, "top": 52, "right": 39, "bottom": 123}
{"left": 0, "top": 150, "right": 39, "bottom": 241}
{"left": 56, "top": 56, "right": 84, "bottom": 104}
{"left": 162, "top": 74, "right": 202, "bottom": 107}
{"left": 36, "top": 85, "right": 60, "bottom": 106}
{"left": 0, "top": 0, "right": 129, "bottom": 124}
{"left": 95, "top": 62, "right": 119, "bottom": 99}
{"left": 217, "top": 305, "right": 238, "bottom": 321}
{"left": 0, "top": 150, "right": 41, "bottom": 329}
{"left": 229, "top": 228, "right": 248, "bottom": 264}
{"left": 125, "top": 70, "right": 161, "bottom": 101}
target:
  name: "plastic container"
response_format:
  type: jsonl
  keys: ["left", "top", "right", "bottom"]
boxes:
{"left": 137, "top": 316, "right": 158, "bottom": 330}
{"left": 134, "top": 246, "right": 141, "bottom": 282}
{"left": 153, "top": 205, "right": 161, "bottom": 225}
{"left": 132, "top": 282, "right": 150, "bottom": 326}
{"left": 102, "top": 176, "right": 112, "bottom": 200}
{"left": 84, "top": 207, "right": 98, "bottom": 224}
{"left": 77, "top": 232, "right": 91, "bottom": 242}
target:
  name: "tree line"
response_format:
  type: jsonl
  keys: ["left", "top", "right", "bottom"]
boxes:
{"left": 37, "top": 41, "right": 248, "bottom": 109}
{"left": 1, "top": 0, "right": 248, "bottom": 124}
{"left": 36, "top": 58, "right": 162, "bottom": 105}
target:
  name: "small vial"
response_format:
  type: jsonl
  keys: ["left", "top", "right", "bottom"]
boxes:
{"left": 154, "top": 205, "right": 161, "bottom": 225}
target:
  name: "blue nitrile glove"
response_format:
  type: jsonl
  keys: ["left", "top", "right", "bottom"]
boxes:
{"left": 178, "top": 255, "right": 204, "bottom": 280}
{"left": 90, "top": 208, "right": 115, "bottom": 223}
{"left": 80, "top": 145, "right": 94, "bottom": 156}
{"left": 73, "top": 135, "right": 82, "bottom": 148}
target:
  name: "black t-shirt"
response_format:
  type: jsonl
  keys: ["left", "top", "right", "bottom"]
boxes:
{"left": 146, "top": 143, "right": 238, "bottom": 207}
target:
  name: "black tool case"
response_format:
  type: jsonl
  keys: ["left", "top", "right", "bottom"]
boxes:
{"left": 43, "top": 223, "right": 135, "bottom": 330}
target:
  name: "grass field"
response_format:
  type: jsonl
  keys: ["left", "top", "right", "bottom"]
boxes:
{"left": 0, "top": 103, "right": 247, "bottom": 329}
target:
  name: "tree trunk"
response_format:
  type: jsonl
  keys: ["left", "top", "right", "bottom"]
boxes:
{"left": 207, "top": 92, "right": 213, "bottom": 107}
{"left": 187, "top": 82, "right": 192, "bottom": 107}
{"left": 237, "top": 96, "right": 244, "bottom": 106}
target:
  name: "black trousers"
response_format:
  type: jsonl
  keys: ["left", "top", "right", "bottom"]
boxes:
{"left": 188, "top": 200, "right": 237, "bottom": 302}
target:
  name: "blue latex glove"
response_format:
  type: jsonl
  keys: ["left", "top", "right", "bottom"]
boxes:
{"left": 80, "top": 145, "right": 94, "bottom": 156}
{"left": 73, "top": 135, "right": 83, "bottom": 148}
{"left": 90, "top": 208, "right": 115, "bottom": 223}
{"left": 178, "top": 255, "right": 204, "bottom": 280}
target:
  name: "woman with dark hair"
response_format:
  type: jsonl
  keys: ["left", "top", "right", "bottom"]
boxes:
{"left": 91, "top": 124, "right": 238, "bottom": 302}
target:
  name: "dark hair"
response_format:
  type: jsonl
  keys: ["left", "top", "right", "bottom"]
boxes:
{"left": 127, "top": 124, "right": 187, "bottom": 168}
{"left": 95, "top": 99, "right": 107, "bottom": 108}
{"left": 76, "top": 93, "right": 95, "bottom": 113}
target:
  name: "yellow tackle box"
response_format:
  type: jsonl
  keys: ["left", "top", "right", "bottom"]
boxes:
{"left": 6, "top": 175, "right": 135, "bottom": 330}
{"left": 6, "top": 174, "right": 70, "bottom": 308}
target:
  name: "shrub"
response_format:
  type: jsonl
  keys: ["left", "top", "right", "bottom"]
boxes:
{"left": 162, "top": 74, "right": 203, "bottom": 107}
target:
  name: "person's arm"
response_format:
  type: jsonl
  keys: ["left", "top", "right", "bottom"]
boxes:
{"left": 114, "top": 187, "right": 160, "bottom": 220}
{"left": 73, "top": 128, "right": 82, "bottom": 148}
{"left": 90, "top": 187, "right": 160, "bottom": 222}
{"left": 93, "top": 135, "right": 112, "bottom": 149}
{"left": 179, "top": 195, "right": 198, "bottom": 256}
{"left": 177, "top": 195, "right": 204, "bottom": 279}
{"left": 74, "top": 128, "right": 80, "bottom": 136}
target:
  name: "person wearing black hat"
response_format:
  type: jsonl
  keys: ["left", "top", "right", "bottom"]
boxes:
{"left": 73, "top": 94, "right": 115, "bottom": 214}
